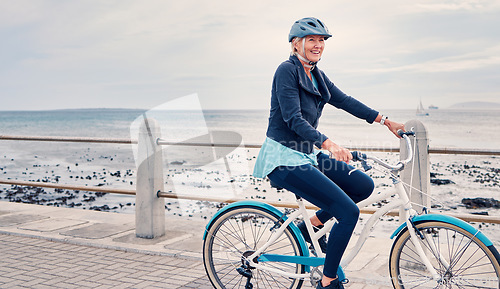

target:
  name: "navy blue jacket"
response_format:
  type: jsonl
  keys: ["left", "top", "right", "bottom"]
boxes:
{"left": 266, "top": 55, "right": 379, "bottom": 154}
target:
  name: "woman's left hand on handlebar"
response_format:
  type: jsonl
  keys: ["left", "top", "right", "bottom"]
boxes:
{"left": 322, "top": 138, "right": 352, "bottom": 163}
{"left": 385, "top": 119, "right": 405, "bottom": 138}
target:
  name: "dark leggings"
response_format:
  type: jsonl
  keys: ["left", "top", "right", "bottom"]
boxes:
{"left": 267, "top": 152, "right": 374, "bottom": 278}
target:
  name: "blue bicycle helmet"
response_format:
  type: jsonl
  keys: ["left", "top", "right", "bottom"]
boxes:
{"left": 288, "top": 17, "right": 332, "bottom": 42}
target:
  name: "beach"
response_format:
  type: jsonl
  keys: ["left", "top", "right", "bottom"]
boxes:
{"left": 0, "top": 108, "right": 499, "bottom": 241}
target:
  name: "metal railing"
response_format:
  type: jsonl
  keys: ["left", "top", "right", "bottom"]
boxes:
{"left": 0, "top": 178, "right": 498, "bottom": 225}
{"left": 2, "top": 134, "right": 500, "bottom": 155}
{"left": 1, "top": 124, "right": 500, "bottom": 238}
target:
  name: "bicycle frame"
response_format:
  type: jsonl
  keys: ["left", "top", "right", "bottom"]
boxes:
{"left": 204, "top": 132, "right": 500, "bottom": 288}
{"left": 247, "top": 176, "right": 441, "bottom": 282}
{"left": 246, "top": 135, "right": 442, "bottom": 282}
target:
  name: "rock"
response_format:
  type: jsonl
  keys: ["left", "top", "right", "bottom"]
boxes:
{"left": 430, "top": 179, "right": 455, "bottom": 185}
{"left": 430, "top": 172, "right": 442, "bottom": 178}
{"left": 461, "top": 198, "right": 500, "bottom": 209}
{"left": 471, "top": 211, "right": 489, "bottom": 216}
{"left": 89, "top": 205, "right": 111, "bottom": 211}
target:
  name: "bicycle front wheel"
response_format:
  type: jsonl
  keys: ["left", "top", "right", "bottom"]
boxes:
{"left": 203, "top": 205, "right": 305, "bottom": 289}
{"left": 389, "top": 221, "right": 500, "bottom": 288}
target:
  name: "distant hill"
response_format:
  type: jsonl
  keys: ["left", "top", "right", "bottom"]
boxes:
{"left": 449, "top": 101, "right": 500, "bottom": 109}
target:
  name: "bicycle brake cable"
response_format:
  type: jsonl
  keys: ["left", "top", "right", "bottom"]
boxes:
{"left": 369, "top": 162, "right": 448, "bottom": 212}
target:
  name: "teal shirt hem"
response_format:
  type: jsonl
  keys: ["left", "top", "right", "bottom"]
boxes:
{"left": 252, "top": 137, "right": 319, "bottom": 179}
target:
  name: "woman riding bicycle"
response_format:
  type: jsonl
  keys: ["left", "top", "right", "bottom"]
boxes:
{"left": 253, "top": 17, "right": 405, "bottom": 289}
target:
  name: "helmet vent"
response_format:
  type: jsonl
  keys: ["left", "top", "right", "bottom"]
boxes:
{"left": 300, "top": 26, "right": 306, "bottom": 31}
{"left": 307, "top": 21, "right": 317, "bottom": 27}
{"left": 317, "top": 20, "right": 325, "bottom": 28}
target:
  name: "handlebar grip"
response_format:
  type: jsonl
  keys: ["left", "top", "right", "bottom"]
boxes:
{"left": 351, "top": 151, "right": 366, "bottom": 162}
{"left": 351, "top": 151, "right": 372, "bottom": 171}
{"left": 397, "top": 129, "right": 416, "bottom": 137}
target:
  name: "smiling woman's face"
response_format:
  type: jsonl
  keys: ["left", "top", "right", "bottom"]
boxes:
{"left": 294, "top": 35, "right": 325, "bottom": 63}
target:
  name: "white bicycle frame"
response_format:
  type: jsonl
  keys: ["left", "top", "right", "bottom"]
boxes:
{"left": 246, "top": 133, "right": 442, "bottom": 282}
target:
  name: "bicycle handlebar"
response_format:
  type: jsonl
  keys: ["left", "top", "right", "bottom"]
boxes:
{"left": 351, "top": 129, "right": 415, "bottom": 172}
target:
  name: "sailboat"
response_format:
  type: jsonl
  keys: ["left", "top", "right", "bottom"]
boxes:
{"left": 416, "top": 100, "right": 429, "bottom": 116}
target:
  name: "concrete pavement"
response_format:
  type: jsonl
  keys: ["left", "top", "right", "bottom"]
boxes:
{"left": 0, "top": 202, "right": 393, "bottom": 288}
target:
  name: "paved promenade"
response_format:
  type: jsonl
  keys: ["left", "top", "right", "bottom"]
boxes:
{"left": 0, "top": 202, "right": 393, "bottom": 288}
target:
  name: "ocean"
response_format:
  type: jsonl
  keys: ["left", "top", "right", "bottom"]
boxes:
{"left": 1, "top": 108, "right": 499, "bottom": 148}
{"left": 0, "top": 108, "right": 499, "bottom": 232}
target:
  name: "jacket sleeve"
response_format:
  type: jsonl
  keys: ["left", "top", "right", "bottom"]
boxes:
{"left": 274, "top": 64, "right": 328, "bottom": 148}
{"left": 323, "top": 73, "right": 379, "bottom": 123}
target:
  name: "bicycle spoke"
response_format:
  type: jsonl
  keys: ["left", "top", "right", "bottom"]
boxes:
{"left": 233, "top": 274, "right": 244, "bottom": 289}
{"left": 390, "top": 222, "right": 499, "bottom": 289}
{"left": 231, "top": 215, "right": 250, "bottom": 249}
{"left": 451, "top": 276, "right": 496, "bottom": 289}
{"left": 254, "top": 217, "right": 274, "bottom": 247}
{"left": 213, "top": 228, "right": 247, "bottom": 254}
{"left": 258, "top": 269, "right": 279, "bottom": 288}
{"left": 214, "top": 262, "right": 238, "bottom": 277}
{"left": 249, "top": 215, "right": 260, "bottom": 250}
{"left": 407, "top": 277, "right": 434, "bottom": 289}
{"left": 267, "top": 237, "right": 296, "bottom": 252}
{"left": 226, "top": 271, "right": 242, "bottom": 287}
{"left": 448, "top": 234, "right": 475, "bottom": 272}
{"left": 263, "top": 267, "right": 294, "bottom": 289}
{"left": 454, "top": 247, "right": 487, "bottom": 275}
{"left": 204, "top": 207, "right": 304, "bottom": 289}
{"left": 401, "top": 242, "right": 427, "bottom": 266}
{"left": 428, "top": 228, "right": 447, "bottom": 273}
{"left": 415, "top": 228, "right": 447, "bottom": 273}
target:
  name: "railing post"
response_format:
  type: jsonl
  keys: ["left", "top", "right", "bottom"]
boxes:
{"left": 400, "top": 119, "right": 431, "bottom": 215}
{"left": 135, "top": 118, "right": 165, "bottom": 238}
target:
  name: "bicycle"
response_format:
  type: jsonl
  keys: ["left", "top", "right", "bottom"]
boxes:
{"left": 202, "top": 131, "right": 500, "bottom": 289}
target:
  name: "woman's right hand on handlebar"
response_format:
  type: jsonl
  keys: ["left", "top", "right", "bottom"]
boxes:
{"left": 385, "top": 119, "right": 406, "bottom": 139}
{"left": 322, "top": 138, "right": 352, "bottom": 163}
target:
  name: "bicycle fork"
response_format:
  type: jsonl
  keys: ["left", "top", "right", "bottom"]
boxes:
{"left": 397, "top": 181, "right": 442, "bottom": 282}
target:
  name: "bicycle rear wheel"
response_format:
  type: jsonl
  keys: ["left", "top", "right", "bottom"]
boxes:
{"left": 203, "top": 205, "right": 305, "bottom": 289}
{"left": 389, "top": 221, "right": 500, "bottom": 288}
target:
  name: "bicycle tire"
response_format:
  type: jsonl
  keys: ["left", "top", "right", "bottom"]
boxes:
{"left": 203, "top": 205, "right": 305, "bottom": 289}
{"left": 389, "top": 221, "right": 500, "bottom": 289}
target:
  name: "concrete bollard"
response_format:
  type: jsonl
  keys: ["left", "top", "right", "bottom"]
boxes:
{"left": 400, "top": 120, "right": 431, "bottom": 214}
{"left": 135, "top": 118, "right": 165, "bottom": 238}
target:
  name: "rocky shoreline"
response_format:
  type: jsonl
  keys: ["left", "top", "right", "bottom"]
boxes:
{"left": 1, "top": 147, "right": 499, "bottom": 243}
{"left": 0, "top": 144, "right": 499, "bottom": 217}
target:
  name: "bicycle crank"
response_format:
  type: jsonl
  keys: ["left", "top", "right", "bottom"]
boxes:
{"left": 310, "top": 266, "right": 323, "bottom": 287}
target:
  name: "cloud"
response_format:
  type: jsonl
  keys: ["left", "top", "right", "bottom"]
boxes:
{"left": 346, "top": 44, "right": 500, "bottom": 74}
{"left": 414, "top": 0, "right": 500, "bottom": 12}
{"left": 0, "top": 0, "right": 499, "bottom": 110}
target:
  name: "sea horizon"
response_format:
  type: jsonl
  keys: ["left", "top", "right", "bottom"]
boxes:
{"left": 1, "top": 100, "right": 500, "bottom": 113}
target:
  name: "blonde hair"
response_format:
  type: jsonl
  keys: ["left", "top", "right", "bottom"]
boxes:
{"left": 290, "top": 37, "right": 303, "bottom": 56}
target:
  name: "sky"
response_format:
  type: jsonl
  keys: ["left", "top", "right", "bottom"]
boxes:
{"left": 1, "top": 0, "right": 499, "bottom": 111}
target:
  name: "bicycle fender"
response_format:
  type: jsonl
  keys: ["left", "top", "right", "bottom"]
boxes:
{"left": 390, "top": 214, "right": 493, "bottom": 247}
{"left": 202, "top": 201, "right": 309, "bottom": 256}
